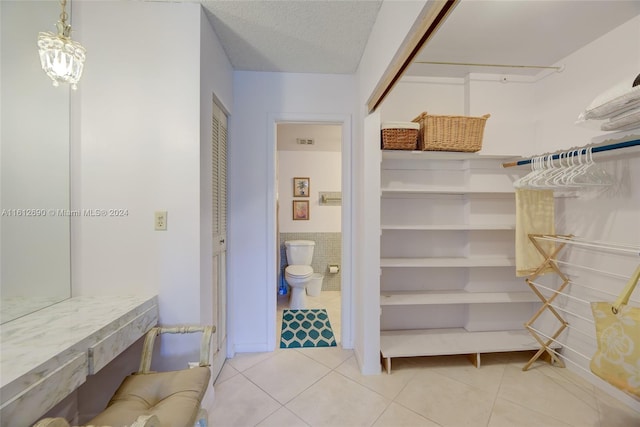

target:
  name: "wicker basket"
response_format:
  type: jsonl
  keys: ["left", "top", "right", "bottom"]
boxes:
{"left": 381, "top": 122, "right": 420, "bottom": 150}
{"left": 412, "top": 112, "right": 490, "bottom": 152}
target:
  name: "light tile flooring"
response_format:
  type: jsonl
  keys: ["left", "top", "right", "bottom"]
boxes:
{"left": 207, "top": 292, "right": 640, "bottom": 427}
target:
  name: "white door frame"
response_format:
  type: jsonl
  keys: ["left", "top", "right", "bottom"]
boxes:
{"left": 266, "top": 112, "right": 353, "bottom": 350}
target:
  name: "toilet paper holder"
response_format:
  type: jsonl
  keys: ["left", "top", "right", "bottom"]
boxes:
{"left": 328, "top": 264, "right": 340, "bottom": 274}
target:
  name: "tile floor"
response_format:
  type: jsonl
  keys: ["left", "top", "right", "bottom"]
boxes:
{"left": 207, "top": 291, "right": 640, "bottom": 427}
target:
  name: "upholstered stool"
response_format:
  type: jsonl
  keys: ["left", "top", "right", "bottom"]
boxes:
{"left": 90, "top": 325, "right": 214, "bottom": 427}
{"left": 88, "top": 366, "right": 210, "bottom": 427}
{"left": 33, "top": 325, "right": 215, "bottom": 427}
{"left": 34, "top": 415, "right": 159, "bottom": 427}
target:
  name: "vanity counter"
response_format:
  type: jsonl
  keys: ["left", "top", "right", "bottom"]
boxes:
{"left": 0, "top": 295, "right": 158, "bottom": 426}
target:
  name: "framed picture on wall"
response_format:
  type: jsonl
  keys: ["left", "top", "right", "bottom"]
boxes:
{"left": 293, "top": 177, "right": 310, "bottom": 197}
{"left": 293, "top": 200, "right": 309, "bottom": 220}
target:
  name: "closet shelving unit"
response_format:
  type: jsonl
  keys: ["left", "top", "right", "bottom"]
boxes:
{"left": 379, "top": 150, "right": 544, "bottom": 373}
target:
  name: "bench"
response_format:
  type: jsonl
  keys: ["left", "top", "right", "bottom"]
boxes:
{"left": 34, "top": 325, "right": 215, "bottom": 427}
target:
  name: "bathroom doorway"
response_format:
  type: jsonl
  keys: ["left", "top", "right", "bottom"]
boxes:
{"left": 273, "top": 121, "right": 346, "bottom": 348}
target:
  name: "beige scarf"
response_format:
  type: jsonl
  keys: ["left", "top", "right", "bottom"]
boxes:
{"left": 515, "top": 189, "right": 556, "bottom": 277}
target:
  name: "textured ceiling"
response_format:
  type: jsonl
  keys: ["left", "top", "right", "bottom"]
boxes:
{"left": 158, "top": 1, "right": 639, "bottom": 78}
{"left": 200, "top": 0, "right": 383, "bottom": 73}
{"left": 205, "top": 2, "right": 638, "bottom": 150}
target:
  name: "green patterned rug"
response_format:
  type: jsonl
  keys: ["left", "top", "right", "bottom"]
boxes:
{"left": 280, "top": 308, "right": 337, "bottom": 348}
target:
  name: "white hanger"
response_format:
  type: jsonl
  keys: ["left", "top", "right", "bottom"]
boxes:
{"left": 513, "top": 147, "right": 614, "bottom": 191}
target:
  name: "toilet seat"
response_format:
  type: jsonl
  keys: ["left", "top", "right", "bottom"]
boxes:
{"left": 285, "top": 265, "right": 313, "bottom": 278}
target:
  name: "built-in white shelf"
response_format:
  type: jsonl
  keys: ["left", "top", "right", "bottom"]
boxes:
{"left": 381, "top": 187, "right": 515, "bottom": 196}
{"left": 380, "top": 291, "right": 539, "bottom": 306}
{"left": 380, "top": 256, "right": 515, "bottom": 268}
{"left": 381, "top": 224, "right": 515, "bottom": 231}
{"left": 381, "top": 150, "right": 518, "bottom": 161}
{"left": 381, "top": 328, "right": 541, "bottom": 358}
{"left": 379, "top": 152, "right": 539, "bottom": 373}
{"left": 380, "top": 328, "right": 556, "bottom": 372}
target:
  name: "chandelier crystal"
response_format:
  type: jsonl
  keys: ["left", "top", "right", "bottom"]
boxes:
{"left": 37, "top": 0, "right": 86, "bottom": 90}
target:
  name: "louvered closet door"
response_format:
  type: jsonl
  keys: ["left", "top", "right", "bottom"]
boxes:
{"left": 211, "top": 100, "right": 227, "bottom": 379}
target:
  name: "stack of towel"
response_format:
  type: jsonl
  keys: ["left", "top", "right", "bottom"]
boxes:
{"left": 515, "top": 189, "right": 556, "bottom": 277}
{"left": 578, "top": 73, "right": 640, "bottom": 132}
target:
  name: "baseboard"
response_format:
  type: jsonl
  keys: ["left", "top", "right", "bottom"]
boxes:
{"left": 232, "top": 342, "right": 273, "bottom": 353}
{"left": 201, "top": 385, "right": 215, "bottom": 411}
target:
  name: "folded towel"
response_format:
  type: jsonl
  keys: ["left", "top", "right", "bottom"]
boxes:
{"left": 581, "top": 77, "right": 640, "bottom": 120}
{"left": 515, "top": 189, "right": 556, "bottom": 277}
{"left": 601, "top": 106, "right": 640, "bottom": 131}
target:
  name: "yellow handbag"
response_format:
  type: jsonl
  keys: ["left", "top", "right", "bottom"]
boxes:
{"left": 590, "top": 264, "right": 640, "bottom": 398}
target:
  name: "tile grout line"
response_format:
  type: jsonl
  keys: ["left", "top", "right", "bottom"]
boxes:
{"left": 538, "top": 365, "right": 602, "bottom": 414}
{"left": 485, "top": 360, "right": 509, "bottom": 426}
{"left": 494, "top": 365, "right": 581, "bottom": 427}
{"left": 223, "top": 294, "right": 343, "bottom": 426}
{"left": 389, "top": 388, "right": 445, "bottom": 427}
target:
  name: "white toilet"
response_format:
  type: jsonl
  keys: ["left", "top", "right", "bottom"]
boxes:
{"left": 284, "top": 240, "right": 315, "bottom": 309}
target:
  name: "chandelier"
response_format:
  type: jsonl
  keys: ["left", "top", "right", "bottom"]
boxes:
{"left": 37, "top": 0, "right": 86, "bottom": 90}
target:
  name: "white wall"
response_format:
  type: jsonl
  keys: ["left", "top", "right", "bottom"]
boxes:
{"left": 74, "top": 0, "right": 202, "bottom": 368}
{"left": 554, "top": 150, "right": 640, "bottom": 412}
{"left": 535, "top": 15, "right": 640, "bottom": 154}
{"left": 69, "top": 1, "right": 233, "bottom": 419}
{"left": 229, "top": 72, "right": 356, "bottom": 353}
{"left": 533, "top": 15, "right": 640, "bottom": 411}
{"left": 226, "top": 0, "right": 430, "bottom": 370}
{"left": 278, "top": 151, "right": 341, "bottom": 233}
{"left": 465, "top": 75, "right": 536, "bottom": 156}
{"left": 354, "top": 0, "right": 427, "bottom": 374}
{"left": 356, "top": 1, "right": 428, "bottom": 109}
{"left": 380, "top": 76, "right": 465, "bottom": 121}
{"left": 72, "top": 0, "right": 233, "bottom": 398}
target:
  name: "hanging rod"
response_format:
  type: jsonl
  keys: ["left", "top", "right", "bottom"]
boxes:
{"left": 414, "top": 61, "right": 564, "bottom": 71}
{"left": 502, "top": 138, "right": 640, "bottom": 168}
{"left": 321, "top": 195, "right": 342, "bottom": 203}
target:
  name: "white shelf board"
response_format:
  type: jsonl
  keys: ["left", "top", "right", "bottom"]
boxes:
{"left": 591, "top": 129, "right": 640, "bottom": 146}
{"left": 381, "top": 187, "right": 514, "bottom": 196}
{"left": 380, "top": 328, "right": 554, "bottom": 359}
{"left": 381, "top": 224, "right": 515, "bottom": 231}
{"left": 380, "top": 256, "right": 515, "bottom": 268}
{"left": 380, "top": 291, "right": 539, "bottom": 306}
{"left": 381, "top": 150, "right": 518, "bottom": 161}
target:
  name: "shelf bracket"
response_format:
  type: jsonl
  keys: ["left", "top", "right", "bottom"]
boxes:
{"left": 467, "top": 353, "right": 481, "bottom": 368}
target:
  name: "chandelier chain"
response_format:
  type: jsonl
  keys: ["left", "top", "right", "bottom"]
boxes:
{"left": 59, "top": 0, "right": 69, "bottom": 27}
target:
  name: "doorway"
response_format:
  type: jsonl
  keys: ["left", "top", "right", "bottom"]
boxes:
{"left": 266, "top": 113, "right": 352, "bottom": 351}
{"left": 276, "top": 123, "right": 343, "bottom": 345}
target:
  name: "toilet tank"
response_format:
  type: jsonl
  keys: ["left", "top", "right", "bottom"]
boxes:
{"left": 284, "top": 240, "right": 315, "bottom": 265}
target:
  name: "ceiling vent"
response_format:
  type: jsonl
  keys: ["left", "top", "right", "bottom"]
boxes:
{"left": 296, "top": 138, "right": 315, "bottom": 145}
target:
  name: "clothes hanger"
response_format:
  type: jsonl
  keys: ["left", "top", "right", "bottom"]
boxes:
{"left": 571, "top": 147, "right": 614, "bottom": 186}
{"left": 529, "top": 155, "right": 558, "bottom": 189}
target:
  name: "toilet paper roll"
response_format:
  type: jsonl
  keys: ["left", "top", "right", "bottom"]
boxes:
{"left": 329, "top": 265, "right": 339, "bottom": 274}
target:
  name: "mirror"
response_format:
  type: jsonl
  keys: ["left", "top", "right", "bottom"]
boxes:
{"left": 1, "top": 1, "right": 72, "bottom": 323}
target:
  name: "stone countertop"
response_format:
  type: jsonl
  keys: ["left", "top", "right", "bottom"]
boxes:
{"left": 0, "top": 295, "right": 158, "bottom": 425}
